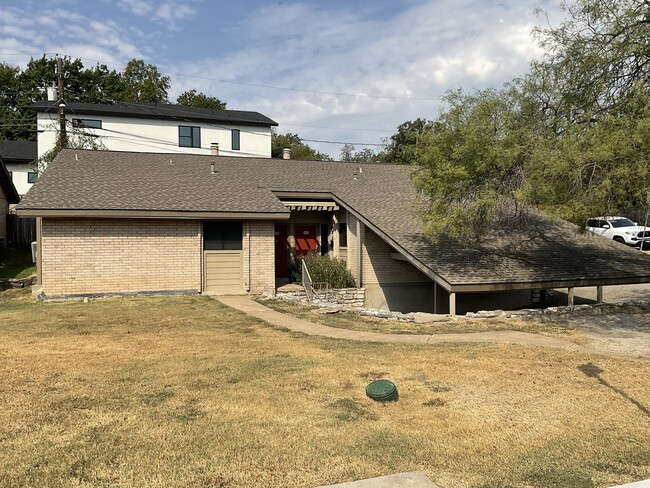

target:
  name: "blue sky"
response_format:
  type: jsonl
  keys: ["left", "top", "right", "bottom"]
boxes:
{"left": 0, "top": 0, "right": 568, "bottom": 157}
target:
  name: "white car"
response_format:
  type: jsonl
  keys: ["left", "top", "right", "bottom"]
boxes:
{"left": 586, "top": 216, "right": 650, "bottom": 248}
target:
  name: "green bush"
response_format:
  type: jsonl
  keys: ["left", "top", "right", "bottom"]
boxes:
{"left": 303, "top": 254, "right": 355, "bottom": 289}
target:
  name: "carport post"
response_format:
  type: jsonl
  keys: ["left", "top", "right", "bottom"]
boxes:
{"left": 433, "top": 282, "right": 438, "bottom": 314}
{"left": 596, "top": 285, "right": 603, "bottom": 303}
{"left": 568, "top": 287, "right": 575, "bottom": 306}
{"left": 449, "top": 292, "right": 456, "bottom": 317}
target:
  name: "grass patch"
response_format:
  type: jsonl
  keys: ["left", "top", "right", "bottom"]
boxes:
{"left": 259, "top": 299, "right": 588, "bottom": 343}
{"left": 0, "top": 248, "right": 36, "bottom": 279}
{"left": 1, "top": 291, "right": 648, "bottom": 487}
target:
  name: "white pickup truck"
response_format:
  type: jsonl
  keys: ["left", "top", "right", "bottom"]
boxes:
{"left": 586, "top": 216, "right": 650, "bottom": 248}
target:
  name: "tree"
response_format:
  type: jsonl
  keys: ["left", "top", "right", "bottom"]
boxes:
{"left": 176, "top": 89, "right": 226, "bottom": 109}
{"left": 383, "top": 118, "right": 433, "bottom": 165}
{"left": 0, "top": 56, "right": 125, "bottom": 141}
{"left": 412, "top": 87, "right": 538, "bottom": 239}
{"left": 339, "top": 144, "right": 382, "bottom": 164}
{"left": 119, "top": 59, "right": 170, "bottom": 103}
{"left": 408, "top": 0, "right": 650, "bottom": 240}
{"left": 271, "top": 132, "right": 332, "bottom": 161}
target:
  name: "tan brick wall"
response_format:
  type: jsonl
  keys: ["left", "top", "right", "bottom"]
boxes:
{"left": 41, "top": 218, "right": 201, "bottom": 296}
{"left": 243, "top": 221, "right": 275, "bottom": 294}
{"left": 362, "top": 226, "right": 430, "bottom": 284}
{"left": 347, "top": 212, "right": 362, "bottom": 282}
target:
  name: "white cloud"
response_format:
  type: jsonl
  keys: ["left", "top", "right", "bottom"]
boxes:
{"left": 116, "top": 0, "right": 196, "bottom": 30}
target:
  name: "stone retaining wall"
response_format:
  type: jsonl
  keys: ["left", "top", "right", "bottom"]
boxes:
{"left": 276, "top": 287, "right": 365, "bottom": 308}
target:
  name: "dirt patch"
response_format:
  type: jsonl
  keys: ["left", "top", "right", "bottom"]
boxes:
{"left": 564, "top": 312, "right": 650, "bottom": 359}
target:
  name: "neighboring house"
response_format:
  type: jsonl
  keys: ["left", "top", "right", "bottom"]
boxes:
{"left": 0, "top": 140, "right": 38, "bottom": 196}
{"left": 29, "top": 101, "right": 278, "bottom": 161}
{"left": 16, "top": 149, "right": 650, "bottom": 314}
{"left": 0, "top": 155, "right": 20, "bottom": 247}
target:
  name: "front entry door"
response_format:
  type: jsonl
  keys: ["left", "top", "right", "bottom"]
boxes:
{"left": 295, "top": 225, "right": 318, "bottom": 260}
{"left": 275, "top": 224, "right": 288, "bottom": 278}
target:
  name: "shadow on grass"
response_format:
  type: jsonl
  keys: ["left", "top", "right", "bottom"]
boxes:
{"left": 579, "top": 363, "right": 650, "bottom": 417}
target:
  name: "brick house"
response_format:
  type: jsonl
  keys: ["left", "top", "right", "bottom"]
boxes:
{"left": 16, "top": 149, "right": 650, "bottom": 314}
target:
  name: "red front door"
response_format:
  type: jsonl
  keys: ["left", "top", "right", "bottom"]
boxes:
{"left": 275, "top": 224, "right": 288, "bottom": 278}
{"left": 295, "top": 225, "right": 318, "bottom": 259}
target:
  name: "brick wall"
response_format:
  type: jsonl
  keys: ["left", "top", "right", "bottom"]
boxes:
{"left": 41, "top": 218, "right": 201, "bottom": 296}
{"left": 362, "top": 226, "right": 430, "bottom": 284}
{"left": 347, "top": 213, "right": 362, "bottom": 282}
{"left": 243, "top": 221, "right": 275, "bottom": 294}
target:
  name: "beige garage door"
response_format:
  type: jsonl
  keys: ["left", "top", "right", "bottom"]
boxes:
{"left": 204, "top": 250, "right": 242, "bottom": 293}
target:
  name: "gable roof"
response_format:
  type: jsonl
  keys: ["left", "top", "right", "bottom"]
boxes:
{"left": 0, "top": 140, "right": 37, "bottom": 164}
{"left": 29, "top": 101, "right": 278, "bottom": 127}
{"left": 0, "top": 156, "right": 20, "bottom": 204}
{"left": 17, "top": 149, "right": 650, "bottom": 291}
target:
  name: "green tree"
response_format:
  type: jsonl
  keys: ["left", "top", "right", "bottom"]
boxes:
{"left": 339, "top": 144, "right": 381, "bottom": 164}
{"left": 0, "top": 56, "right": 125, "bottom": 141}
{"left": 271, "top": 132, "right": 332, "bottom": 161}
{"left": 383, "top": 118, "right": 433, "bottom": 165}
{"left": 176, "top": 89, "right": 226, "bottom": 109}
{"left": 409, "top": 0, "right": 650, "bottom": 239}
{"left": 119, "top": 59, "right": 170, "bottom": 103}
{"left": 412, "top": 87, "right": 538, "bottom": 239}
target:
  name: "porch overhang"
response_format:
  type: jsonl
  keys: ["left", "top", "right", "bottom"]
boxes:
{"left": 283, "top": 201, "right": 339, "bottom": 212}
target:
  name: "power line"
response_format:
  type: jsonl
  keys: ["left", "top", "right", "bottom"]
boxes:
{"left": 301, "top": 138, "right": 385, "bottom": 147}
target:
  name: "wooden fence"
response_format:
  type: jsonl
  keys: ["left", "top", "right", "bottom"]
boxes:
{"left": 7, "top": 214, "right": 36, "bottom": 249}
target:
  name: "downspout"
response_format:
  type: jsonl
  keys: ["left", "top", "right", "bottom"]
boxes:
{"left": 247, "top": 223, "right": 251, "bottom": 292}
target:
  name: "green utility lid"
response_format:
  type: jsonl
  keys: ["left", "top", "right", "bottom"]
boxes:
{"left": 366, "top": 379, "right": 398, "bottom": 402}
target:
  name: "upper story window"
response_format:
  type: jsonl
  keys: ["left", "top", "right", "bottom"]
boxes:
{"left": 231, "top": 129, "right": 240, "bottom": 151}
{"left": 179, "top": 126, "right": 201, "bottom": 148}
{"left": 27, "top": 171, "right": 38, "bottom": 184}
{"left": 72, "top": 118, "right": 102, "bottom": 129}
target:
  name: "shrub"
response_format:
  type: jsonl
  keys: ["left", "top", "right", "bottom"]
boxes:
{"left": 303, "top": 254, "right": 355, "bottom": 289}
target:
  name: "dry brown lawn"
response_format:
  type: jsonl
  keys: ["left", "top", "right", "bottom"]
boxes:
{"left": 1, "top": 288, "right": 649, "bottom": 488}
{"left": 260, "top": 299, "right": 589, "bottom": 344}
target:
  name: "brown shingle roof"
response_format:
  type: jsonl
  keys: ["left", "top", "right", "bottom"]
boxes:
{"left": 17, "top": 149, "right": 650, "bottom": 290}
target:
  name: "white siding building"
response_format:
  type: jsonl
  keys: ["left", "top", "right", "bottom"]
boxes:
{"left": 31, "top": 101, "right": 277, "bottom": 161}
{"left": 0, "top": 141, "right": 38, "bottom": 196}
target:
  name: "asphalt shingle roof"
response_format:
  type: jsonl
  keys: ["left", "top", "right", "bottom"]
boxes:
{"left": 29, "top": 101, "right": 278, "bottom": 127}
{"left": 18, "top": 149, "right": 650, "bottom": 289}
{"left": 0, "top": 140, "right": 37, "bottom": 163}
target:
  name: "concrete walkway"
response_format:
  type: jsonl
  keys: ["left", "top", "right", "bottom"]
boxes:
{"left": 216, "top": 296, "right": 585, "bottom": 351}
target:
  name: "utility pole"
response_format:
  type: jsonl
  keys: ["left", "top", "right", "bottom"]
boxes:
{"left": 56, "top": 54, "right": 67, "bottom": 149}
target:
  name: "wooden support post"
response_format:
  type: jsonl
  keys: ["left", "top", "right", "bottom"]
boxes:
{"left": 433, "top": 282, "right": 438, "bottom": 314}
{"left": 568, "top": 287, "right": 575, "bottom": 306}
{"left": 355, "top": 218, "right": 363, "bottom": 288}
{"left": 449, "top": 292, "right": 456, "bottom": 317}
{"left": 596, "top": 285, "right": 603, "bottom": 303}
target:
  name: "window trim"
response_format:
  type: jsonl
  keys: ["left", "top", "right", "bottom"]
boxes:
{"left": 231, "top": 129, "right": 240, "bottom": 151}
{"left": 72, "top": 118, "right": 102, "bottom": 129}
{"left": 179, "top": 125, "right": 201, "bottom": 148}
{"left": 338, "top": 222, "right": 348, "bottom": 248}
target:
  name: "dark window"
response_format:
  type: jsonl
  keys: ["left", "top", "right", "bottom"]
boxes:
{"left": 179, "top": 125, "right": 201, "bottom": 148}
{"left": 321, "top": 224, "right": 329, "bottom": 255}
{"left": 231, "top": 129, "right": 240, "bottom": 151}
{"left": 203, "top": 221, "right": 242, "bottom": 250}
{"left": 72, "top": 118, "right": 102, "bottom": 129}
{"left": 27, "top": 171, "right": 38, "bottom": 183}
{"left": 587, "top": 219, "right": 597, "bottom": 228}
{"left": 339, "top": 223, "right": 347, "bottom": 247}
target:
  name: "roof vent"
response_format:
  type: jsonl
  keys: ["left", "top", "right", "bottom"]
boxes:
{"left": 283, "top": 147, "right": 291, "bottom": 160}
{"left": 210, "top": 161, "right": 216, "bottom": 175}
{"left": 211, "top": 142, "right": 219, "bottom": 156}
{"left": 353, "top": 169, "right": 358, "bottom": 180}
